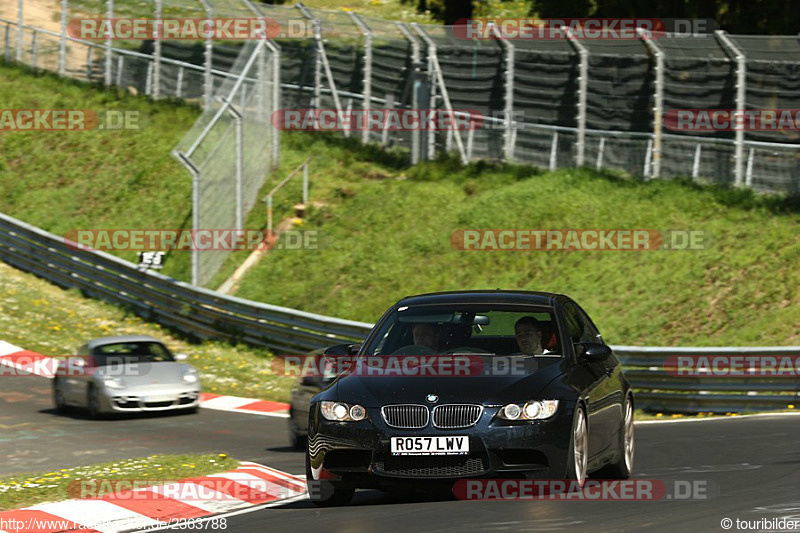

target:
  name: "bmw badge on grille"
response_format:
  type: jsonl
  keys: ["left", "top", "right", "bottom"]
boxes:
{"left": 426, "top": 394, "right": 439, "bottom": 404}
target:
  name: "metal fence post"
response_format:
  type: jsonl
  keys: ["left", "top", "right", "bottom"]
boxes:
{"left": 59, "top": 0, "right": 67, "bottom": 76}
{"left": 349, "top": 12, "right": 372, "bottom": 144}
{"left": 225, "top": 100, "right": 244, "bottom": 230}
{"left": 490, "top": 23, "right": 515, "bottom": 162}
{"left": 173, "top": 152, "right": 201, "bottom": 286}
{"left": 105, "top": 0, "right": 113, "bottom": 87}
{"left": 566, "top": 30, "right": 588, "bottom": 167}
{"left": 381, "top": 93, "right": 394, "bottom": 146}
{"left": 145, "top": 61, "right": 153, "bottom": 95}
{"left": 745, "top": 147, "right": 754, "bottom": 187}
{"left": 199, "top": 0, "right": 213, "bottom": 108}
{"left": 413, "top": 23, "right": 468, "bottom": 164}
{"left": 30, "top": 30, "right": 37, "bottom": 69}
{"left": 16, "top": 0, "right": 23, "bottom": 63}
{"left": 302, "top": 161, "right": 309, "bottom": 205}
{"left": 153, "top": 0, "right": 162, "bottom": 99}
{"left": 264, "top": 39, "right": 281, "bottom": 169}
{"left": 4, "top": 23, "right": 10, "bottom": 63}
{"left": 640, "top": 29, "right": 663, "bottom": 179}
{"left": 716, "top": 30, "right": 746, "bottom": 187}
{"left": 86, "top": 46, "right": 93, "bottom": 81}
{"left": 549, "top": 132, "right": 558, "bottom": 171}
{"left": 267, "top": 196, "right": 273, "bottom": 235}
{"left": 397, "top": 22, "right": 421, "bottom": 162}
{"left": 596, "top": 137, "right": 606, "bottom": 170}
{"left": 692, "top": 144, "right": 702, "bottom": 179}
{"left": 298, "top": 4, "right": 343, "bottom": 119}
{"left": 116, "top": 55, "right": 124, "bottom": 85}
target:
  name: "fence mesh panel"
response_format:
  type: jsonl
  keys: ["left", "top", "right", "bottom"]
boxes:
{"left": 3, "top": 1, "right": 800, "bottom": 255}
{"left": 173, "top": 39, "right": 276, "bottom": 286}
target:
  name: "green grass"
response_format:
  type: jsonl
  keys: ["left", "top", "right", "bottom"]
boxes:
{"left": 1, "top": 61, "right": 800, "bottom": 350}
{"left": 0, "top": 453, "right": 237, "bottom": 511}
{"left": 0, "top": 261, "right": 295, "bottom": 401}
{"left": 63, "top": 0, "right": 533, "bottom": 24}
{"left": 0, "top": 62, "right": 199, "bottom": 283}
{"left": 232, "top": 134, "right": 800, "bottom": 347}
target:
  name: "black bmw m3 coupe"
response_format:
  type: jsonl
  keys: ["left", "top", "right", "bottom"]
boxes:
{"left": 306, "top": 290, "right": 635, "bottom": 505}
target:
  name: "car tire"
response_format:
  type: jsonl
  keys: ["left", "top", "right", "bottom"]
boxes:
{"left": 565, "top": 405, "right": 588, "bottom": 489}
{"left": 53, "top": 379, "right": 69, "bottom": 414}
{"left": 306, "top": 449, "right": 354, "bottom": 506}
{"left": 87, "top": 385, "right": 103, "bottom": 420}
{"left": 600, "top": 396, "right": 634, "bottom": 479}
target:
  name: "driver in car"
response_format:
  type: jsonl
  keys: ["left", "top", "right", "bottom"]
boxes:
{"left": 412, "top": 323, "right": 441, "bottom": 352}
{"left": 514, "top": 316, "right": 549, "bottom": 356}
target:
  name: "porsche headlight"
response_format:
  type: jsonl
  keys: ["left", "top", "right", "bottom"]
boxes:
{"left": 103, "top": 376, "right": 125, "bottom": 390}
{"left": 182, "top": 369, "right": 199, "bottom": 384}
{"left": 497, "top": 400, "right": 559, "bottom": 420}
{"left": 321, "top": 401, "right": 367, "bottom": 422}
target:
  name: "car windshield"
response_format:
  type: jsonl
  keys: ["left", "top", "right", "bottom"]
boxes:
{"left": 362, "top": 305, "right": 562, "bottom": 357}
{"left": 90, "top": 341, "right": 175, "bottom": 366}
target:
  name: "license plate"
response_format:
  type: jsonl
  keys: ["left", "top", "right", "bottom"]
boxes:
{"left": 390, "top": 436, "right": 469, "bottom": 456}
{"left": 144, "top": 395, "right": 174, "bottom": 403}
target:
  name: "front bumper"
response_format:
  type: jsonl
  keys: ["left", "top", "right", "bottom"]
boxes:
{"left": 308, "top": 402, "right": 575, "bottom": 487}
{"left": 99, "top": 386, "right": 201, "bottom": 413}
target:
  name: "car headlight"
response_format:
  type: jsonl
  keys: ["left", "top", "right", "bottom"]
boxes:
{"left": 103, "top": 376, "right": 125, "bottom": 390}
{"left": 497, "top": 400, "right": 559, "bottom": 420}
{"left": 182, "top": 370, "right": 199, "bottom": 384}
{"left": 321, "top": 401, "right": 367, "bottom": 422}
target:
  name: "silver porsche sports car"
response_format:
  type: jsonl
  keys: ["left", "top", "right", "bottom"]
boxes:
{"left": 52, "top": 335, "right": 201, "bottom": 418}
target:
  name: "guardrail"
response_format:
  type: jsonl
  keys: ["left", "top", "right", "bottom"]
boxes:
{"left": 0, "top": 212, "right": 372, "bottom": 353}
{"left": 613, "top": 345, "right": 800, "bottom": 413}
{"left": 1, "top": 211, "right": 798, "bottom": 413}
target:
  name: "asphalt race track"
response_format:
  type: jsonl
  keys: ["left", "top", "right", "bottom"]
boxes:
{"left": 3, "top": 367, "right": 799, "bottom": 532}
{"left": 223, "top": 413, "right": 800, "bottom": 532}
{"left": 0, "top": 367, "right": 298, "bottom": 476}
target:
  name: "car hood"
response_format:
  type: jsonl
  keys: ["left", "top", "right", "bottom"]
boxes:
{"left": 96, "top": 362, "right": 194, "bottom": 387}
{"left": 332, "top": 356, "right": 568, "bottom": 406}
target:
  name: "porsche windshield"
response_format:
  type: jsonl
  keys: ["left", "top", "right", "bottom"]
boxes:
{"left": 364, "top": 305, "right": 561, "bottom": 357}
{"left": 90, "top": 341, "right": 175, "bottom": 365}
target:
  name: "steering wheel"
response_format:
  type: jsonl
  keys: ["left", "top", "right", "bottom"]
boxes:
{"left": 445, "top": 346, "right": 493, "bottom": 355}
{"left": 391, "top": 345, "right": 438, "bottom": 356}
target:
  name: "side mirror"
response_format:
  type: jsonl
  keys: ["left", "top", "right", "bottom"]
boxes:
{"left": 175, "top": 353, "right": 188, "bottom": 361}
{"left": 301, "top": 375, "right": 322, "bottom": 387}
{"left": 579, "top": 343, "right": 612, "bottom": 362}
{"left": 323, "top": 343, "right": 361, "bottom": 356}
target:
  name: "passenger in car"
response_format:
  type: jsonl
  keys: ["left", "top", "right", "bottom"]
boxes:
{"left": 412, "top": 323, "right": 441, "bottom": 352}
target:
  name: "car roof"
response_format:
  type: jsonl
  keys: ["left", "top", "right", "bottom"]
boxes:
{"left": 396, "top": 290, "right": 561, "bottom": 308}
{"left": 85, "top": 335, "right": 164, "bottom": 349}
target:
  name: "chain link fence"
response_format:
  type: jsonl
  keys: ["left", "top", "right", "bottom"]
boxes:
{"left": 173, "top": 37, "right": 278, "bottom": 286}
{"left": 3, "top": 2, "right": 800, "bottom": 287}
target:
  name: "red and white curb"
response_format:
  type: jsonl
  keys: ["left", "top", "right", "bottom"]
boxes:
{"left": 0, "top": 341, "right": 290, "bottom": 417}
{"left": 0, "top": 462, "right": 306, "bottom": 533}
